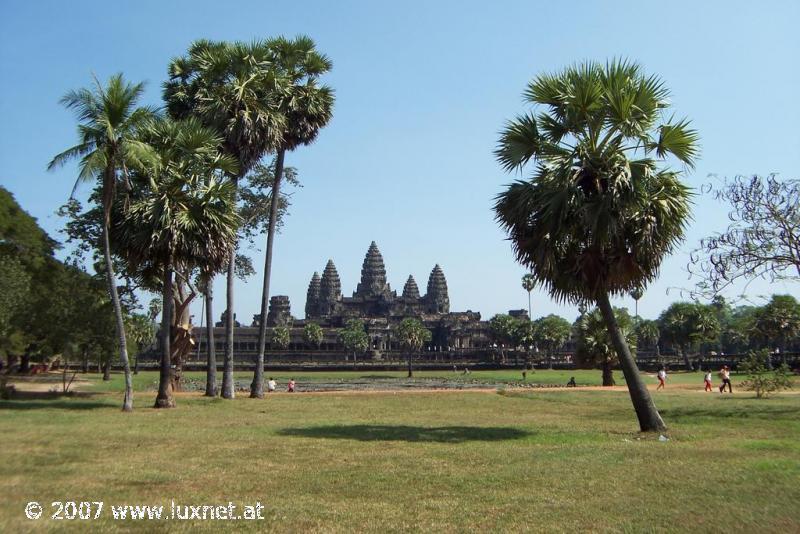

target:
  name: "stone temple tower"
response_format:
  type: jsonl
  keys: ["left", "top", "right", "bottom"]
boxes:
{"left": 267, "top": 296, "right": 292, "bottom": 326}
{"left": 355, "top": 241, "right": 390, "bottom": 298}
{"left": 425, "top": 264, "right": 449, "bottom": 314}
{"left": 318, "top": 260, "right": 342, "bottom": 316}
{"left": 305, "top": 271, "right": 321, "bottom": 318}
{"left": 402, "top": 275, "right": 420, "bottom": 300}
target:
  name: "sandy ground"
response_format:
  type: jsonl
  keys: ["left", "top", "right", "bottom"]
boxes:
{"left": 5, "top": 372, "right": 796, "bottom": 397}
{"left": 3, "top": 375, "right": 90, "bottom": 393}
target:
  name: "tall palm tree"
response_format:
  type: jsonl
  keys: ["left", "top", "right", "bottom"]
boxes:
{"left": 521, "top": 273, "right": 535, "bottom": 321}
{"left": 48, "top": 74, "right": 157, "bottom": 412}
{"left": 494, "top": 60, "right": 698, "bottom": 432}
{"left": 252, "top": 36, "right": 335, "bottom": 398}
{"left": 113, "top": 118, "right": 239, "bottom": 408}
{"left": 630, "top": 287, "right": 643, "bottom": 318}
{"left": 396, "top": 318, "right": 432, "bottom": 378}
{"left": 199, "top": 273, "right": 218, "bottom": 396}
{"left": 165, "top": 40, "right": 286, "bottom": 399}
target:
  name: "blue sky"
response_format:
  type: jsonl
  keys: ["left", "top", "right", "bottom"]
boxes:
{"left": 2, "top": 0, "right": 799, "bottom": 323}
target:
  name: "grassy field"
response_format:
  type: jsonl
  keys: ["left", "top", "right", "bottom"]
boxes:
{"left": 1, "top": 370, "right": 798, "bottom": 532}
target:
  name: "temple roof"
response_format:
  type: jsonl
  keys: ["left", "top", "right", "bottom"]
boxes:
{"left": 355, "top": 241, "right": 389, "bottom": 297}
{"left": 305, "top": 272, "right": 321, "bottom": 317}
{"left": 426, "top": 264, "right": 448, "bottom": 299}
{"left": 402, "top": 275, "right": 420, "bottom": 300}
{"left": 320, "top": 260, "right": 342, "bottom": 301}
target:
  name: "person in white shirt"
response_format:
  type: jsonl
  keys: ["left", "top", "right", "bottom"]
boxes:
{"left": 267, "top": 377, "right": 276, "bottom": 393}
{"left": 704, "top": 371, "right": 713, "bottom": 392}
{"left": 657, "top": 367, "right": 667, "bottom": 390}
{"left": 719, "top": 366, "right": 732, "bottom": 393}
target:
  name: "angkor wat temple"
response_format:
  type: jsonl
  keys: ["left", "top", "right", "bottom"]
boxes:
{"left": 194, "top": 242, "right": 507, "bottom": 360}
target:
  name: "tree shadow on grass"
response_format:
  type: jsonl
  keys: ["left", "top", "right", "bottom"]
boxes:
{"left": 277, "top": 424, "right": 532, "bottom": 443}
{"left": 0, "top": 391, "right": 110, "bottom": 411}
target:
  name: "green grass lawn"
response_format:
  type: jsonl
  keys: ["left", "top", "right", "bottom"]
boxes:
{"left": 1, "top": 371, "right": 798, "bottom": 532}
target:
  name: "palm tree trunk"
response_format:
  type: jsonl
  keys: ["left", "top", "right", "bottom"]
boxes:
{"left": 102, "top": 222, "right": 133, "bottom": 412}
{"left": 204, "top": 284, "right": 217, "bottom": 397}
{"left": 407, "top": 350, "right": 413, "bottom": 378}
{"left": 601, "top": 358, "right": 615, "bottom": 386}
{"left": 222, "top": 176, "right": 240, "bottom": 400}
{"left": 103, "top": 360, "right": 111, "bottom": 381}
{"left": 253, "top": 149, "right": 285, "bottom": 398}
{"left": 597, "top": 292, "right": 666, "bottom": 432}
{"left": 527, "top": 291, "right": 531, "bottom": 320}
{"left": 681, "top": 345, "right": 693, "bottom": 371}
{"left": 155, "top": 267, "right": 175, "bottom": 408}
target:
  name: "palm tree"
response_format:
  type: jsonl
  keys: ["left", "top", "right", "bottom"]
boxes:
{"left": 303, "top": 322, "right": 324, "bottom": 362}
{"left": 198, "top": 273, "right": 217, "bottom": 396}
{"left": 165, "top": 40, "right": 287, "bottom": 399}
{"left": 754, "top": 295, "right": 800, "bottom": 367}
{"left": 338, "top": 319, "right": 368, "bottom": 369}
{"left": 396, "top": 318, "right": 432, "bottom": 377}
{"left": 630, "top": 287, "right": 643, "bottom": 318}
{"left": 494, "top": 60, "right": 698, "bottom": 432}
{"left": 532, "top": 314, "right": 571, "bottom": 369}
{"left": 48, "top": 74, "right": 157, "bottom": 412}
{"left": 125, "top": 313, "right": 156, "bottom": 375}
{"left": 635, "top": 319, "right": 661, "bottom": 359}
{"left": 521, "top": 273, "right": 535, "bottom": 320}
{"left": 576, "top": 307, "right": 637, "bottom": 386}
{"left": 113, "top": 118, "right": 239, "bottom": 408}
{"left": 659, "top": 302, "right": 719, "bottom": 371}
{"left": 252, "top": 36, "right": 335, "bottom": 398}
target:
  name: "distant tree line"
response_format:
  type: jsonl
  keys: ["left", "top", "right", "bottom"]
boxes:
{"left": 487, "top": 293, "right": 800, "bottom": 379}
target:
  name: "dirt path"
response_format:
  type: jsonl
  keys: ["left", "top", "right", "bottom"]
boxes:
{"left": 4, "top": 373, "right": 90, "bottom": 393}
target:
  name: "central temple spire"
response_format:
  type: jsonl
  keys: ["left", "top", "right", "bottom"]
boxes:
{"left": 355, "top": 241, "right": 389, "bottom": 298}
{"left": 425, "top": 264, "right": 449, "bottom": 313}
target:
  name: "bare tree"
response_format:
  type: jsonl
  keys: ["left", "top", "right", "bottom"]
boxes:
{"left": 691, "top": 174, "right": 800, "bottom": 295}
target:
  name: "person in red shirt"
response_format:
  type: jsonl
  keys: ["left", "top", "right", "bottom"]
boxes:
{"left": 287, "top": 379, "right": 295, "bottom": 393}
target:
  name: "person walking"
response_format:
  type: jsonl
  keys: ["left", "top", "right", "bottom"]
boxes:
{"left": 287, "top": 378, "right": 296, "bottom": 393}
{"left": 267, "top": 377, "right": 276, "bottom": 393}
{"left": 657, "top": 367, "right": 667, "bottom": 390}
{"left": 719, "top": 366, "right": 733, "bottom": 393}
{"left": 703, "top": 370, "right": 713, "bottom": 392}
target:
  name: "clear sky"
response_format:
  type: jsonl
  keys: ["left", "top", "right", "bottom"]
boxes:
{"left": 2, "top": 0, "right": 799, "bottom": 324}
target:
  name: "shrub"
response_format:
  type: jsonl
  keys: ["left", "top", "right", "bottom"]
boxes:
{"left": 740, "top": 349, "right": 793, "bottom": 398}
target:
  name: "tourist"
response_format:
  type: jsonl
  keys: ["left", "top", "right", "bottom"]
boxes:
{"left": 522, "top": 370, "right": 527, "bottom": 381}
{"left": 657, "top": 367, "right": 667, "bottom": 390}
{"left": 703, "top": 370, "right": 713, "bottom": 392}
{"left": 566, "top": 376, "right": 577, "bottom": 387}
{"left": 288, "top": 378, "right": 296, "bottom": 393}
{"left": 267, "top": 377, "right": 276, "bottom": 393}
{"left": 719, "top": 366, "right": 732, "bottom": 393}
